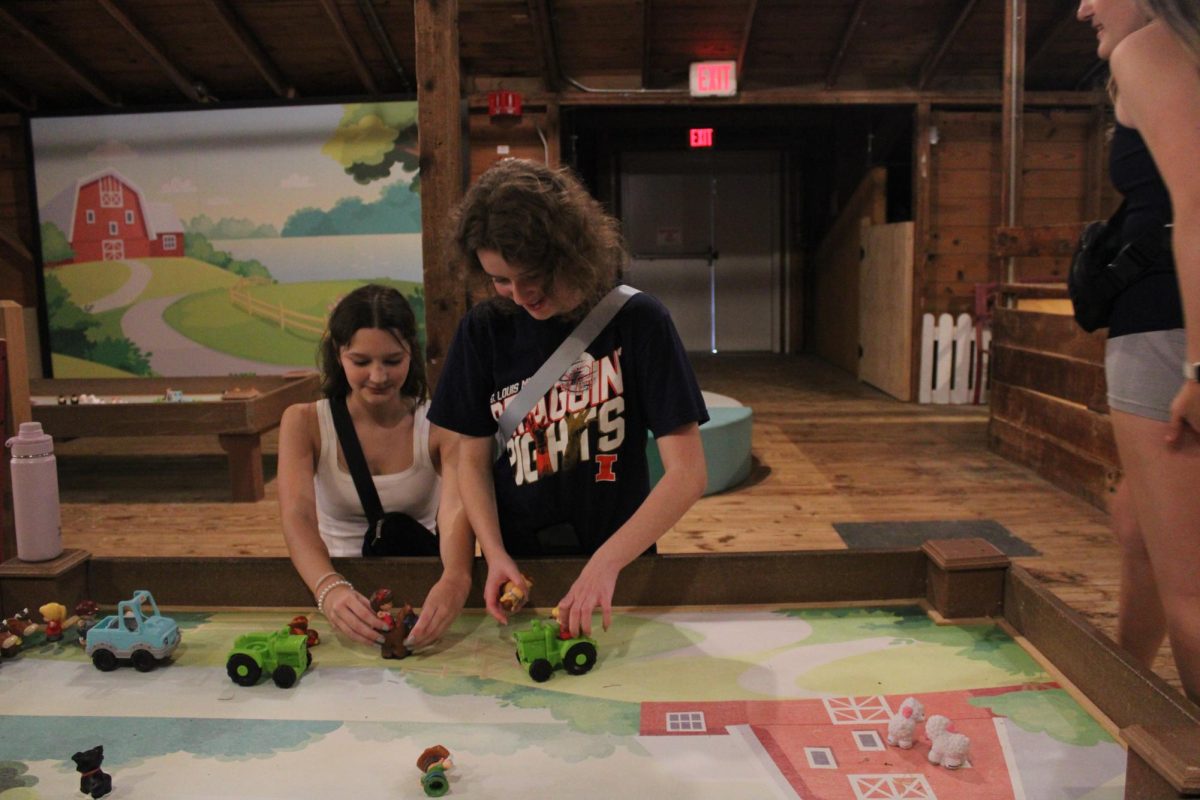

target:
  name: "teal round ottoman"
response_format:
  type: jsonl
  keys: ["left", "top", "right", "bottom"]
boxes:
{"left": 647, "top": 392, "right": 753, "bottom": 496}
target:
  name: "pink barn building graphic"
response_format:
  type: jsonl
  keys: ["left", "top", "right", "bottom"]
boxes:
{"left": 42, "top": 168, "right": 184, "bottom": 263}
{"left": 641, "top": 687, "right": 1047, "bottom": 799}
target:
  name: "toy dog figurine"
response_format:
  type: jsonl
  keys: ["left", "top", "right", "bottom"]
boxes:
{"left": 71, "top": 745, "right": 113, "bottom": 798}
{"left": 499, "top": 574, "right": 533, "bottom": 613}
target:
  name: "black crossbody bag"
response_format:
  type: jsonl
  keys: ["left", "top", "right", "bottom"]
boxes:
{"left": 329, "top": 394, "right": 440, "bottom": 557}
{"left": 1068, "top": 201, "right": 1174, "bottom": 333}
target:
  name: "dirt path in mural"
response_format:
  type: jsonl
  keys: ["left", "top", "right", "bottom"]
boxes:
{"left": 88, "top": 259, "right": 153, "bottom": 312}
{"left": 121, "top": 294, "right": 289, "bottom": 376}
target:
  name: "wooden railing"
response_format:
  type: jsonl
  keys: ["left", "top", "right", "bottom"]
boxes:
{"left": 228, "top": 279, "right": 323, "bottom": 338}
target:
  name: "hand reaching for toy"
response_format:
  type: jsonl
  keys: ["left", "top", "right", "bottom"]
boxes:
{"left": 484, "top": 555, "right": 529, "bottom": 624}
{"left": 320, "top": 584, "right": 390, "bottom": 647}
{"left": 405, "top": 573, "right": 471, "bottom": 649}
{"left": 554, "top": 555, "right": 619, "bottom": 638}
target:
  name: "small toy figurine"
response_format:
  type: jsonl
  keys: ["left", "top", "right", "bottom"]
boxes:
{"left": 5, "top": 608, "right": 39, "bottom": 639}
{"left": 0, "top": 630, "right": 20, "bottom": 657}
{"left": 289, "top": 614, "right": 320, "bottom": 647}
{"left": 39, "top": 602, "right": 68, "bottom": 642}
{"left": 370, "top": 588, "right": 415, "bottom": 659}
{"left": 886, "top": 696, "right": 926, "bottom": 749}
{"left": 75, "top": 600, "right": 100, "bottom": 647}
{"left": 499, "top": 574, "right": 533, "bottom": 613}
{"left": 416, "top": 745, "right": 453, "bottom": 797}
{"left": 71, "top": 745, "right": 112, "bottom": 798}
{"left": 927, "top": 717, "right": 971, "bottom": 769}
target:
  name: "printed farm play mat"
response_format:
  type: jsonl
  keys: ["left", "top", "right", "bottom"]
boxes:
{"left": 0, "top": 605, "right": 1124, "bottom": 799}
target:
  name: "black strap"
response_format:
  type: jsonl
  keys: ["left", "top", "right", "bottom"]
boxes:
{"left": 328, "top": 394, "right": 385, "bottom": 525}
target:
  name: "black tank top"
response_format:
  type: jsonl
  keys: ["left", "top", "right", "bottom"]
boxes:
{"left": 1107, "top": 122, "right": 1181, "bottom": 337}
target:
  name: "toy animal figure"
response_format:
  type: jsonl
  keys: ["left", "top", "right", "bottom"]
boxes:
{"left": 4, "top": 609, "right": 38, "bottom": 639}
{"left": 0, "top": 630, "right": 20, "bottom": 657}
{"left": 499, "top": 574, "right": 533, "bottom": 613}
{"left": 71, "top": 745, "right": 113, "bottom": 798}
{"left": 927, "top": 718, "right": 971, "bottom": 769}
{"left": 289, "top": 615, "right": 320, "bottom": 647}
{"left": 75, "top": 600, "right": 100, "bottom": 647}
{"left": 370, "top": 588, "right": 414, "bottom": 659}
{"left": 886, "top": 696, "right": 926, "bottom": 748}
{"left": 416, "top": 744, "right": 453, "bottom": 797}
{"left": 924, "top": 714, "right": 951, "bottom": 740}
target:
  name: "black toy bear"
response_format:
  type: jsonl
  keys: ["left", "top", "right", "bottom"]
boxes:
{"left": 71, "top": 745, "right": 112, "bottom": 798}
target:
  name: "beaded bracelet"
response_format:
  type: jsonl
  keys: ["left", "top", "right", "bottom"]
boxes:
{"left": 311, "top": 570, "right": 342, "bottom": 596}
{"left": 316, "top": 579, "right": 353, "bottom": 616}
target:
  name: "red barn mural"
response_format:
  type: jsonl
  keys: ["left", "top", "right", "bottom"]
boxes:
{"left": 43, "top": 168, "right": 184, "bottom": 264}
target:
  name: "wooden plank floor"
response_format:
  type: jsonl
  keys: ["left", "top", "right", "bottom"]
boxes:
{"left": 52, "top": 353, "right": 1177, "bottom": 689}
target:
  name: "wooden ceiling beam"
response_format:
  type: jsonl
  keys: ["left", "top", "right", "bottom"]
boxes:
{"left": 356, "top": 0, "right": 411, "bottom": 92}
{"left": 1027, "top": 0, "right": 1084, "bottom": 72}
{"left": 202, "top": 0, "right": 295, "bottom": 98}
{"left": 316, "top": 0, "right": 380, "bottom": 95}
{"left": 915, "top": 0, "right": 982, "bottom": 91}
{"left": 0, "top": 225, "right": 33, "bottom": 271}
{"left": 476, "top": 88, "right": 1106, "bottom": 108}
{"left": 825, "top": 0, "right": 869, "bottom": 89}
{"left": 0, "top": 74, "right": 36, "bottom": 112}
{"left": 735, "top": 0, "right": 759, "bottom": 84}
{"left": 0, "top": 5, "right": 119, "bottom": 107}
{"left": 96, "top": 0, "right": 204, "bottom": 103}
{"left": 527, "top": 0, "right": 562, "bottom": 92}
{"left": 641, "top": 0, "right": 652, "bottom": 89}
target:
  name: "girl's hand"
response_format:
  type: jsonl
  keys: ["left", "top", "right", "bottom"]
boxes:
{"left": 484, "top": 555, "right": 528, "bottom": 624}
{"left": 1167, "top": 381, "right": 1200, "bottom": 444}
{"left": 555, "top": 556, "right": 620, "bottom": 638}
{"left": 320, "top": 584, "right": 389, "bottom": 647}
{"left": 405, "top": 573, "right": 471, "bottom": 649}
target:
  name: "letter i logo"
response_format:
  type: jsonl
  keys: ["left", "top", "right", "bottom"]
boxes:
{"left": 595, "top": 454, "right": 618, "bottom": 482}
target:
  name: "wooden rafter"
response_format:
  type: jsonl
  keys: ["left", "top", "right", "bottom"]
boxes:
{"left": 0, "top": 5, "right": 119, "bottom": 107}
{"left": 735, "top": 0, "right": 759, "bottom": 85}
{"left": 96, "top": 0, "right": 204, "bottom": 103}
{"left": 356, "top": 0, "right": 411, "bottom": 92}
{"left": 825, "top": 0, "right": 869, "bottom": 89}
{"left": 915, "top": 0, "right": 982, "bottom": 90}
{"left": 1076, "top": 58, "right": 1107, "bottom": 90}
{"left": 316, "top": 0, "right": 379, "bottom": 95}
{"left": 527, "top": 0, "right": 562, "bottom": 92}
{"left": 1026, "top": 0, "right": 1084, "bottom": 73}
{"left": 641, "top": 0, "right": 652, "bottom": 89}
{"left": 202, "top": 0, "right": 295, "bottom": 98}
{"left": 0, "top": 74, "right": 36, "bottom": 112}
{"left": 0, "top": 224, "right": 33, "bottom": 271}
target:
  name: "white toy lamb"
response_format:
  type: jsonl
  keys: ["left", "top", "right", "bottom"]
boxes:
{"left": 886, "top": 696, "right": 926, "bottom": 749}
{"left": 926, "top": 716, "right": 971, "bottom": 769}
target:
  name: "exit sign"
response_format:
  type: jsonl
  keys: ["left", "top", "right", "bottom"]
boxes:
{"left": 689, "top": 128, "right": 714, "bottom": 148}
{"left": 689, "top": 61, "right": 737, "bottom": 97}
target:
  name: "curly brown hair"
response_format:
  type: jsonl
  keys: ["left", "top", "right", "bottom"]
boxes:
{"left": 318, "top": 283, "right": 427, "bottom": 402}
{"left": 451, "top": 159, "right": 625, "bottom": 318}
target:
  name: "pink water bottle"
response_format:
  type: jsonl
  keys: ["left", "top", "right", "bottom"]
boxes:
{"left": 5, "top": 421, "right": 64, "bottom": 562}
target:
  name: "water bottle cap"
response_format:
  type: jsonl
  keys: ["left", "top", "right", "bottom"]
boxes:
{"left": 5, "top": 421, "right": 54, "bottom": 457}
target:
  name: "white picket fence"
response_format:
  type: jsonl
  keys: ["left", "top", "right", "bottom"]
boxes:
{"left": 918, "top": 313, "right": 991, "bottom": 404}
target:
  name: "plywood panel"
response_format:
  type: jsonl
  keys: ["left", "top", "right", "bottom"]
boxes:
{"left": 859, "top": 221, "right": 914, "bottom": 400}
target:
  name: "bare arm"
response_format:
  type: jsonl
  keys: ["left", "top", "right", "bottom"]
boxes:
{"left": 1113, "top": 24, "right": 1200, "bottom": 440}
{"left": 277, "top": 403, "right": 385, "bottom": 646}
{"left": 557, "top": 422, "right": 707, "bottom": 636}
{"left": 458, "top": 434, "right": 526, "bottom": 623}
{"left": 405, "top": 424, "right": 477, "bottom": 647}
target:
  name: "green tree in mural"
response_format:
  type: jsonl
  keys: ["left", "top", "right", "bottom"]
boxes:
{"left": 44, "top": 273, "right": 153, "bottom": 375}
{"left": 185, "top": 233, "right": 274, "bottom": 281}
{"left": 321, "top": 102, "right": 420, "bottom": 187}
{"left": 40, "top": 222, "right": 74, "bottom": 264}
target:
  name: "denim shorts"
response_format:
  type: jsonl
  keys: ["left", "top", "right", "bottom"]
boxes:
{"left": 1105, "top": 329, "right": 1186, "bottom": 422}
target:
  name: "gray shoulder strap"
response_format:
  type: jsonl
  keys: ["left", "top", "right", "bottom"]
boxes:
{"left": 497, "top": 285, "right": 640, "bottom": 440}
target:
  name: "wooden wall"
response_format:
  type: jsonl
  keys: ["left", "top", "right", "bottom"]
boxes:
{"left": 0, "top": 116, "right": 35, "bottom": 308}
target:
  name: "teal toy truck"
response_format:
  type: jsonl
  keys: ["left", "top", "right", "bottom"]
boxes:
{"left": 513, "top": 619, "right": 598, "bottom": 682}
{"left": 86, "top": 589, "right": 180, "bottom": 672}
{"left": 226, "top": 626, "right": 311, "bottom": 688}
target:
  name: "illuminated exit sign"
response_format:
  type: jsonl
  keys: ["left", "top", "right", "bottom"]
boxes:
{"left": 689, "top": 128, "right": 714, "bottom": 148}
{"left": 689, "top": 61, "right": 737, "bottom": 97}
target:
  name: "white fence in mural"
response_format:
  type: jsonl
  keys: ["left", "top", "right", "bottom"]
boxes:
{"left": 918, "top": 313, "right": 991, "bottom": 404}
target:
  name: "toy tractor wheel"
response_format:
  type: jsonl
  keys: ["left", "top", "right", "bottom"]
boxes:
{"left": 422, "top": 769, "right": 450, "bottom": 797}
{"left": 528, "top": 658, "right": 553, "bottom": 683}
{"left": 226, "top": 653, "right": 262, "bottom": 686}
{"left": 131, "top": 649, "right": 157, "bottom": 672}
{"left": 91, "top": 649, "right": 118, "bottom": 672}
{"left": 305, "top": 647, "right": 313, "bottom": 670}
{"left": 563, "top": 641, "right": 597, "bottom": 675}
{"left": 273, "top": 664, "right": 298, "bottom": 688}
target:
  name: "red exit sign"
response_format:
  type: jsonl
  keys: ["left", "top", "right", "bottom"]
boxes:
{"left": 689, "top": 61, "right": 737, "bottom": 97}
{"left": 689, "top": 128, "right": 714, "bottom": 148}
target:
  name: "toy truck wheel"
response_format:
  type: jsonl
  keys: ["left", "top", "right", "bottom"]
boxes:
{"left": 272, "top": 664, "right": 298, "bottom": 688}
{"left": 563, "top": 641, "right": 597, "bottom": 675}
{"left": 528, "top": 658, "right": 553, "bottom": 682}
{"left": 131, "top": 649, "right": 157, "bottom": 672}
{"left": 92, "top": 649, "right": 119, "bottom": 672}
{"left": 226, "top": 653, "right": 262, "bottom": 686}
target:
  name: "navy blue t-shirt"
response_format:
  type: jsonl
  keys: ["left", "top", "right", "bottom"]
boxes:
{"left": 428, "top": 291, "right": 708, "bottom": 556}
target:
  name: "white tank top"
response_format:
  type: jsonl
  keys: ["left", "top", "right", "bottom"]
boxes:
{"left": 313, "top": 398, "right": 440, "bottom": 557}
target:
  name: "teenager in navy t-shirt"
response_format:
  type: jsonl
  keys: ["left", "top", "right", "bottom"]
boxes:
{"left": 428, "top": 159, "right": 708, "bottom": 638}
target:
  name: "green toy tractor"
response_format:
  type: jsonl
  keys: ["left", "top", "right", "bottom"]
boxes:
{"left": 226, "top": 626, "right": 311, "bottom": 688}
{"left": 513, "top": 618, "right": 598, "bottom": 682}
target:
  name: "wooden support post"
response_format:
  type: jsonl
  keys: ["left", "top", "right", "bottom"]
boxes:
{"left": 217, "top": 433, "right": 264, "bottom": 503}
{"left": 910, "top": 102, "right": 932, "bottom": 402}
{"left": 922, "top": 538, "right": 1008, "bottom": 619}
{"left": 0, "top": 300, "right": 31, "bottom": 427}
{"left": 415, "top": 0, "right": 466, "bottom": 390}
{"left": 1000, "top": 0, "right": 1027, "bottom": 284}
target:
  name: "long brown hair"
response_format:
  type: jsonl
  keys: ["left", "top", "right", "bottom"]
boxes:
{"left": 318, "top": 283, "right": 427, "bottom": 402}
{"left": 451, "top": 159, "right": 625, "bottom": 318}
